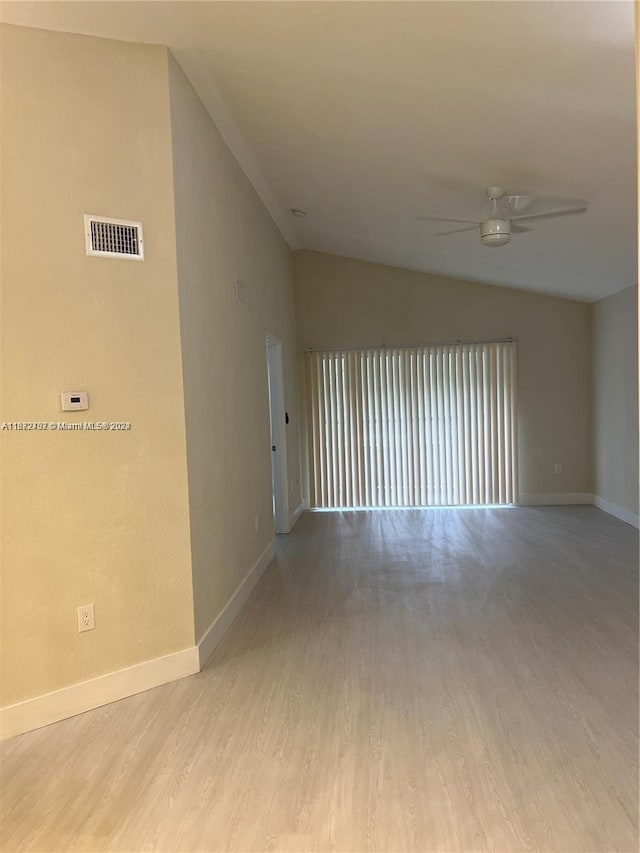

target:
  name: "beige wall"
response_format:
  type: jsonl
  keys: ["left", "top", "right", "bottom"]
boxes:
{"left": 168, "top": 57, "right": 302, "bottom": 641}
{"left": 1, "top": 25, "right": 195, "bottom": 706}
{"left": 592, "top": 286, "right": 639, "bottom": 518}
{"left": 294, "top": 250, "right": 592, "bottom": 502}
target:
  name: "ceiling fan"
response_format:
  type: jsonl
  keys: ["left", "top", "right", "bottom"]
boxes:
{"left": 417, "top": 186, "right": 589, "bottom": 247}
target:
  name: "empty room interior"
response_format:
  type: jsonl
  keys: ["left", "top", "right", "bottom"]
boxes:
{"left": 1, "top": 2, "right": 639, "bottom": 852}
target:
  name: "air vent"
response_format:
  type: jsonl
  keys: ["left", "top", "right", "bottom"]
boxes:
{"left": 84, "top": 214, "right": 144, "bottom": 260}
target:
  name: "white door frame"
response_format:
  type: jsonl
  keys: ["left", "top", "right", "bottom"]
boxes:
{"left": 265, "top": 332, "right": 289, "bottom": 534}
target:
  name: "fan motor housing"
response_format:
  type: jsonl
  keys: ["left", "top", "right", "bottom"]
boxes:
{"left": 481, "top": 218, "right": 511, "bottom": 247}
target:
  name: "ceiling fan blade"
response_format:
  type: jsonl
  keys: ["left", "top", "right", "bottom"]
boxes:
{"left": 417, "top": 215, "right": 480, "bottom": 225}
{"left": 435, "top": 225, "right": 478, "bottom": 237}
{"left": 511, "top": 223, "right": 533, "bottom": 234}
{"left": 502, "top": 195, "right": 535, "bottom": 213}
{"left": 527, "top": 195, "right": 588, "bottom": 209}
{"left": 511, "top": 205, "right": 588, "bottom": 223}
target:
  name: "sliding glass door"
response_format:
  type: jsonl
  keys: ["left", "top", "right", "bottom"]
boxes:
{"left": 305, "top": 341, "right": 518, "bottom": 508}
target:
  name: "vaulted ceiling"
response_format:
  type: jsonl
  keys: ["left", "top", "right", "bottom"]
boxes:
{"left": 2, "top": 1, "right": 636, "bottom": 300}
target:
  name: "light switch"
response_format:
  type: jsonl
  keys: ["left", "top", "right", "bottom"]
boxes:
{"left": 61, "top": 391, "right": 89, "bottom": 411}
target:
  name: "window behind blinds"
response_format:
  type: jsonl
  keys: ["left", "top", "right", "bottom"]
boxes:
{"left": 305, "top": 341, "right": 518, "bottom": 508}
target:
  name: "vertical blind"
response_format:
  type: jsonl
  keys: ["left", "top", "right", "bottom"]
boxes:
{"left": 306, "top": 341, "right": 518, "bottom": 508}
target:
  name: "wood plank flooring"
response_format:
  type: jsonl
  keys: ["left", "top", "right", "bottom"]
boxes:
{"left": 1, "top": 506, "right": 638, "bottom": 852}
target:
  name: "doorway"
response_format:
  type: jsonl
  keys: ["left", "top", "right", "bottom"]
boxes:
{"left": 265, "top": 333, "right": 289, "bottom": 533}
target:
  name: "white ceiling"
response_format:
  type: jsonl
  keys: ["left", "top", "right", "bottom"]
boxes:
{"left": 2, "top": 1, "right": 636, "bottom": 301}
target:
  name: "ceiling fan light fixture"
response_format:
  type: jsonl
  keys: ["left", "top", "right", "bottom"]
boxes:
{"left": 480, "top": 218, "right": 511, "bottom": 247}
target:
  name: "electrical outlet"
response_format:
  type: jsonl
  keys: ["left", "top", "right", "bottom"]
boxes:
{"left": 77, "top": 603, "right": 95, "bottom": 632}
{"left": 554, "top": 463, "right": 563, "bottom": 474}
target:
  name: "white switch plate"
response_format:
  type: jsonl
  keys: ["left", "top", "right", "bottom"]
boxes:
{"left": 234, "top": 277, "right": 248, "bottom": 304}
{"left": 554, "top": 463, "right": 563, "bottom": 474}
{"left": 77, "top": 604, "right": 95, "bottom": 632}
{"left": 61, "top": 391, "right": 89, "bottom": 411}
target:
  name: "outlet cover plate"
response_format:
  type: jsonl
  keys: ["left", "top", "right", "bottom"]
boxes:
{"left": 77, "top": 604, "right": 95, "bottom": 632}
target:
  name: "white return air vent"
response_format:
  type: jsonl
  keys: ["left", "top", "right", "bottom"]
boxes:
{"left": 84, "top": 214, "right": 144, "bottom": 260}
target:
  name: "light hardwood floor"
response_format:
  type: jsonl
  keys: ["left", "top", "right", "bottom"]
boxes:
{"left": 1, "top": 507, "right": 638, "bottom": 852}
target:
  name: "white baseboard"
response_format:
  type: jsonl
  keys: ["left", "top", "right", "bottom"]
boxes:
{"left": 593, "top": 495, "right": 640, "bottom": 528}
{"left": 519, "top": 492, "right": 593, "bottom": 506}
{"left": 196, "top": 539, "right": 275, "bottom": 669}
{"left": 0, "top": 646, "right": 200, "bottom": 741}
{"left": 289, "top": 501, "right": 305, "bottom": 531}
